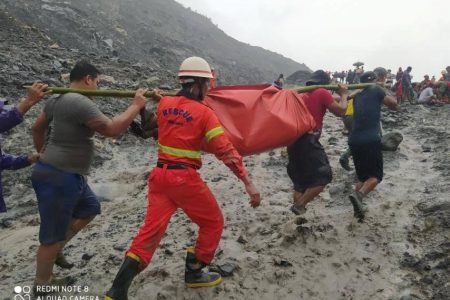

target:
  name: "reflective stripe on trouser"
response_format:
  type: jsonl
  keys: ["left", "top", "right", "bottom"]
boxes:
{"left": 127, "top": 166, "right": 224, "bottom": 269}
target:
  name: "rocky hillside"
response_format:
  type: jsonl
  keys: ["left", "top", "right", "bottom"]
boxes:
{"left": 0, "top": 0, "right": 310, "bottom": 84}
{"left": 0, "top": 10, "right": 163, "bottom": 198}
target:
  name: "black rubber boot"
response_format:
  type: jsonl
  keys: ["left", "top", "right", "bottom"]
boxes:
{"left": 339, "top": 149, "right": 352, "bottom": 171}
{"left": 349, "top": 191, "right": 365, "bottom": 222}
{"left": 185, "top": 247, "right": 222, "bottom": 288}
{"left": 105, "top": 255, "right": 140, "bottom": 300}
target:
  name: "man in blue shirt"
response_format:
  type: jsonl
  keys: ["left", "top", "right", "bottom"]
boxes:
{"left": 348, "top": 68, "right": 399, "bottom": 221}
{"left": 401, "top": 66, "right": 413, "bottom": 103}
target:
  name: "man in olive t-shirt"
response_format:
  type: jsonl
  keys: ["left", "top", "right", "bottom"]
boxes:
{"left": 31, "top": 60, "right": 149, "bottom": 294}
{"left": 40, "top": 92, "right": 103, "bottom": 174}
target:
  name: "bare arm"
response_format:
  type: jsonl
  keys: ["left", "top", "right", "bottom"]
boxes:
{"left": 241, "top": 174, "right": 261, "bottom": 208}
{"left": 32, "top": 112, "right": 49, "bottom": 152}
{"left": 327, "top": 98, "right": 347, "bottom": 116}
{"left": 383, "top": 95, "right": 399, "bottom": 111}
{"left": 85, "top": 89, "right": 148, "bottom": 137}
{"left": 327, "top": 85, "right": 349, "bottom": 116}
{"left": 16, "top": 82, "right": 48, "bottom": 115}
{"left": 86, "top": 104, "right": 142, "bottom": 137}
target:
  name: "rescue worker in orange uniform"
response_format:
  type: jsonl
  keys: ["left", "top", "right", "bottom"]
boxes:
{"left": 105, "top": 57, "right": 261, "bottom": 300}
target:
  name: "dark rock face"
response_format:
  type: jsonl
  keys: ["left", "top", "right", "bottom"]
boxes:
{"left": 1, "top": 0, "right": 310, "bottom": 85}
{"left": 286, "top": 69, "right": 312, "bottom": 85}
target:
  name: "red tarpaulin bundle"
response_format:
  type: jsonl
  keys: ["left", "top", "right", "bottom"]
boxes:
{"left": 204, "top": 84, "right": 316, "bottom": 156}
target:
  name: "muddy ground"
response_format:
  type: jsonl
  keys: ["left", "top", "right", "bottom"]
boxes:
{"left": 1, "top": 101, "right": 449, "bottom": 300}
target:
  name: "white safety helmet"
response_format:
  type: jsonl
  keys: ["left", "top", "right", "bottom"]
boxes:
{"left": 178, "top": 57, "right": 213, "bottom": 80}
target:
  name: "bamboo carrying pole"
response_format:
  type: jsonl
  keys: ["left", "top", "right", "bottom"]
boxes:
{"left": 22, "top": 86, "right": 177, "bottom": 99}
{"left": 23, "top": 83, "right": 374, "bottom": 98}
{"left": 295, "top": 83, "right": 373, "bottom": 93}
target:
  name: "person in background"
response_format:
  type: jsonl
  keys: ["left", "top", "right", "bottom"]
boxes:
{"left": 395, "top": 67, "right": 403, "bottom": 82}
{"left": 385, "top": 69, "right": 395, "bottom": 88}
{"left": 339, "top": 89, "right": 363, "bottom": 171}
{"left": 419, "top": 75, "right": 433, "bottom": 91}
{"left": 0, "top": 83, "right": 47, "bottom": 213}
{"left": 431, "top": 75, "right": 436, "bottom": 84}
{"left": 340, "top": 71, "right": 346, "bottom": 83}
{"left": 438, "top": 70, "right": 447, "bottom": 81}
{"left": 401, "top": 66, "right": 413, "bottom": 103}
{"left": 395, "top": 67, "right": 404, "bottom": 103}
{"left": 209, "top": 67, "right": 217, "bottom": 89}
{"left": 273, "top": 73, "right": 284, "bottom": 89}
{"left": 347, "top": 69, "right": 355, "bottom": 84}
{"left": 354, "top": 67, "right": 363, "bottom": 84}
{"left": 436, "top": 67, "right": 450, "bottom": 102}
{"left": 417, "top": 86, "right": 439, "bottom": 105}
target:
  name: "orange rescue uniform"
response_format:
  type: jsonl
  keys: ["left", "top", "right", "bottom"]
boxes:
{"left": 127, "top": 94, "right": 247, "bottom": 269}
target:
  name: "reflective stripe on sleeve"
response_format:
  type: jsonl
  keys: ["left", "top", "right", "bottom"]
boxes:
{"left": 205, "top": 126, "right": 224, "bottom": 142}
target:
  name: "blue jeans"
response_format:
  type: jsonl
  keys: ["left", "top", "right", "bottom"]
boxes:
{"left": 31, "top": 162, "right": 100, "bottom": 245}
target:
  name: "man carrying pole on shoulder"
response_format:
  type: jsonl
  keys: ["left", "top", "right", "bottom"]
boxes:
{"left": 31, "top": 60, "right": 148, "bottom": 295}
{"left": 347, "top": 68, "right": 399, "bottom": 221}
{"left": 105, "top": 56, "right": 261, "bottom": 300}
{"left": 288, "top": 70, "right": 349, "bottom": 215}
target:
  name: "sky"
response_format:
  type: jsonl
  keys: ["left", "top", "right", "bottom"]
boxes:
{"left": 175, "top": 0, "right": 449, "bottom": 80}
